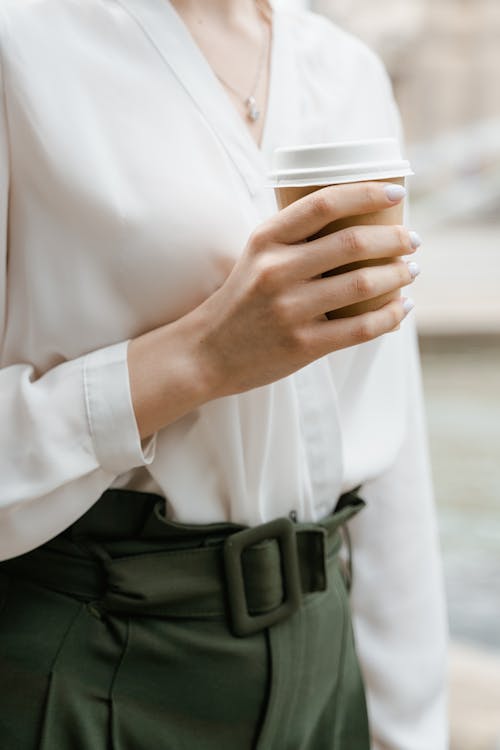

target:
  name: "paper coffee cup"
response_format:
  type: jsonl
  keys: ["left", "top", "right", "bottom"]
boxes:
{"left": 269, "top": 139, "right": 414, "bottom": 318}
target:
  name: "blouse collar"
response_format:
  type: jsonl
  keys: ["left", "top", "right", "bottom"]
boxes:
{"left": 114, "top": 0, "right": 293, "bottom": 195}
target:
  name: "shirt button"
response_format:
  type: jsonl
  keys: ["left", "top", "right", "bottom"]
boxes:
{"left": 289, "top": 510, "right": 298, "bottom": 523}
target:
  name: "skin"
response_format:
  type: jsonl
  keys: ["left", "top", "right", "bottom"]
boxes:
{"left": 169, "top": 0, "right": 272, "bottom": 147}
{"left": 127, "top": 2, "right": 419, "bottom": 440}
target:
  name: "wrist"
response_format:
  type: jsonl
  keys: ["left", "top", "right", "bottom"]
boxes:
{"left": 127, "top": 312, "right": 222, "bottom": 440}
{"left": 178, "top": 301, "right": 229, "bottom": 402}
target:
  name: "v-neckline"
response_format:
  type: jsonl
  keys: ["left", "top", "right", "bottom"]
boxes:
{"left": 166, "top": 2, "right": 278, "bottom": 157}
{"left": 114, "top": 0, "right": 284, "bottom": 192}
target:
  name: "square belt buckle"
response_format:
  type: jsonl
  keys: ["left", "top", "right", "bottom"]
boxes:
{"left": 223, "top": 517, "right": 302, "bottom": 637}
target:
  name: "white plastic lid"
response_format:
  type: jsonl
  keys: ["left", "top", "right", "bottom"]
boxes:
{"left": 269, "top": 138, "right": 413, "bottom": 187}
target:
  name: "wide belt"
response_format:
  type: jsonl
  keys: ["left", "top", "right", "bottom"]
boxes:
{"left": 2, "top": 490, "right": 364, "bottom": 637}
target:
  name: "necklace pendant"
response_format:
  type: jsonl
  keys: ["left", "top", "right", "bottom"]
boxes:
{"left": 245, "top": 96, "right": 260, "bottom": 122}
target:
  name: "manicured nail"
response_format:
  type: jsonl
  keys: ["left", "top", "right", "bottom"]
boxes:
{"left": 402, "top": 297, "right": 415, "bottom": 315}
{"left": 385, "top": 184, "right": 407, "bottom": 202}
{"left": 409, "top": 231, "right": 422, "bottom": 249}
{"left": 407, "top": 261, "right": 420, "bottom": 279}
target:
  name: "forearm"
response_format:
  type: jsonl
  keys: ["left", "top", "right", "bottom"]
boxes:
{"left": 128, "top": 182, "right": 418, "bottom": 441}
{"left": 127, "top": 310, "right": 218, "bottom": 441}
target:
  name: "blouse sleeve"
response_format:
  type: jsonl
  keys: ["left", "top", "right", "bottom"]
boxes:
{"left": 326, "top": 41, "right": 449, "bottom": 748}
{"left": 0, "top": 47, "right": 155, "bottom": 561}
{"left": 349, "top": 318, "right": 449, "bottom": 749}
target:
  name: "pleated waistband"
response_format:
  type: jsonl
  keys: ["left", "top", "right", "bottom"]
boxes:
{"left": 1, "top": 488, "right": 365, "bottom": 637}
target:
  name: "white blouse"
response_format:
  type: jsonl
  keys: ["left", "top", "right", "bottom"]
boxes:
{"left": 0, "top": 1, "right": 448, "bottom": 746}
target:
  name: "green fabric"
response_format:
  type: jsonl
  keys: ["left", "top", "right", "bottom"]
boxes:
{"left": 0, "top": 489, "right": 370, "bottom": 749}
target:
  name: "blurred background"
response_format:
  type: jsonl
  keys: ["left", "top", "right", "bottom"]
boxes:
{"left": 274, "top": 1, "right": 500, "bottom": 747}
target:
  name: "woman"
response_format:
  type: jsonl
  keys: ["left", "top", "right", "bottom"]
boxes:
{"left": 0, "top": 0, "right": 448, "bottom": 748}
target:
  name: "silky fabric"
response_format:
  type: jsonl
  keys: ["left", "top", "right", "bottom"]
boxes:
{"left": 2, "top": 0, "right": 430, "bottom": 540}
{"left": 0, "top": 2, "right": 448, "bottom": 746}
{"left": 0, "top": 489, "right": 369, "bottom": 749}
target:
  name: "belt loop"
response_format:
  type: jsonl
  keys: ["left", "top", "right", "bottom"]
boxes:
{"left": 339, "top": 524, "right": 353, "bottom": 592}
{"left": 72, "top": 536, "right": 112, "bottom": 617}
{"left": 334, "top": 485, "right": 365, "bottom": 593}
{"left": 65, "top": 534, "right": 111, "bottom": 620}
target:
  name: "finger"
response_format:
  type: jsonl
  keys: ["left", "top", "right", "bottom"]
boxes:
{"left": 292, "top": 224, "right": 420, "bottom": 279}
{"left": 308, "top": 297, "right": 412, "bottom": 354}
{"left": 296, "top": 260, "right": 416, "bottom": 318}
{"left": 268, "top": 181, "right": 406, "bottom": 244}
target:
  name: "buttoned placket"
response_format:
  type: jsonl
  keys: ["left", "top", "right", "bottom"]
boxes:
{"left": 111, "top": 0, "right": 345, "bottom": 521}
{"left": 293, "top": 364, "right": 344, "bottom": 519}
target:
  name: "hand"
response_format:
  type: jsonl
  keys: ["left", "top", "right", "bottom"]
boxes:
{"left": 189, "top": 181, "right": 419, "bottom": 398}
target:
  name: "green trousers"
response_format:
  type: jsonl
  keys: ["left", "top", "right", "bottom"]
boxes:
{"left": 0, "top": 489, "right": 370, "bottom": 749}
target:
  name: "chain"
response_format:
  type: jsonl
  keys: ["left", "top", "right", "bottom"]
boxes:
{"left": 214, "top": 0, "right": 272, "bottom": 122}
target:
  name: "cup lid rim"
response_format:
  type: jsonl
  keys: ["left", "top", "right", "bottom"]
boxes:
{"left": 269, "top": 138, "right": 413, "bottom": 187}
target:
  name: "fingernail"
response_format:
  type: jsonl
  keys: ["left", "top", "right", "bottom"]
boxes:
{"left": 384, "top": 184, "right": 407, "bottom": 202}
{"left": 409, "top": 231, "right": 422, "bottom": 249}
{"left": 402, "top": 297, "right": 415, "bottom": 315}
{"left": 407, "top": 261, "right": 420, "bottom": 279}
